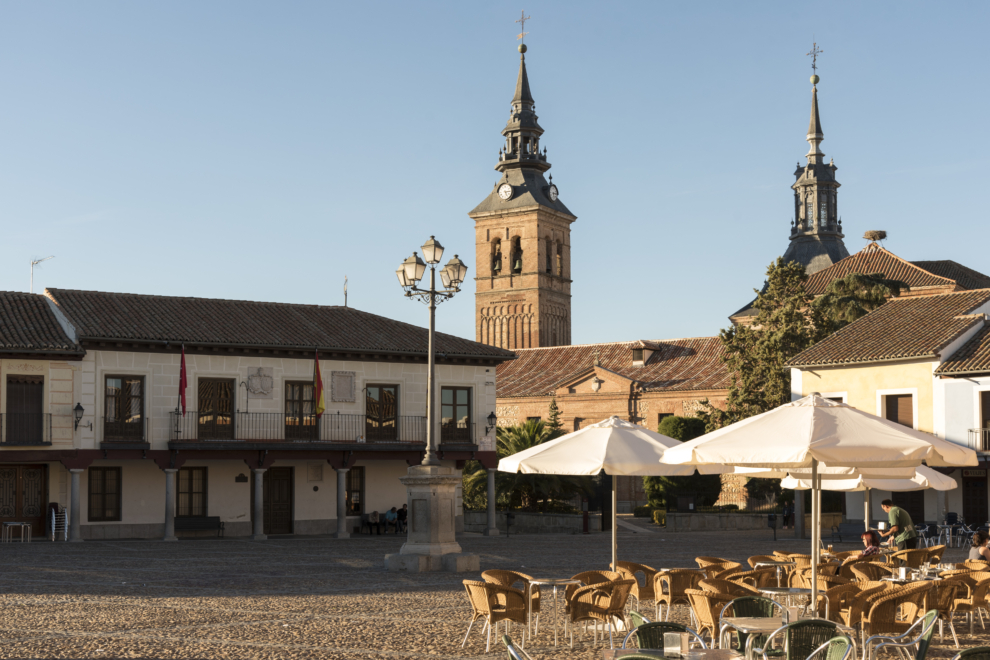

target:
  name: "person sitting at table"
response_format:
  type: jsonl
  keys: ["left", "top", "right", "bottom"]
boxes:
{"left": 852, "top": 530, "right": 882, "bottom": 559}
{"left": 369, "top": 510, "right": 382, "bottom": 535}
{"left": 969, "top": 530, "right": 990, "bottom": 561}
{"left": 396, "top": 503, "right": 407, "bottom": 532}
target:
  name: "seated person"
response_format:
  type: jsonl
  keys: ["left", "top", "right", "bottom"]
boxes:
{"left": 384, "top": 507, "right": 398, "bottom": 533}
{"left": 970, "top": 530, "right": 990, "bottom": 561}
{"left": 369, "top": 510, "right": 381, "bottom": 535}
{"left": 853, "top": 530, "right": 882, "bottom": 559}
{"left": 396, "top": 503, "right": 407, "bottom": 532}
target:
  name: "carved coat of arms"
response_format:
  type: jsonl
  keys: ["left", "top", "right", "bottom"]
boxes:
{"left": 246, "top": 367, "right": 273, "bottom": 397}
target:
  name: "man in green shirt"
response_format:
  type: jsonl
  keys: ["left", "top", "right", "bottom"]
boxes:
{"left": 880, "top": 499, "right": 918, "bottom": 550}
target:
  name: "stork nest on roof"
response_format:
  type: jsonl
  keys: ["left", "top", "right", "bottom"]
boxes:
{"left": 863, "top": 230, "right": 887, "bottom": 242}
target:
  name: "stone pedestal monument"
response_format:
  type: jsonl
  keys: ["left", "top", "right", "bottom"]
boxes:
{"left": 385, "top": 465, "right": 479, "bottom": 572}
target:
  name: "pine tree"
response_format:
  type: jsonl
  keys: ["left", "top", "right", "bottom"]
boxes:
{"left": 546, "top": 394, "right": 564, "bottom": 438}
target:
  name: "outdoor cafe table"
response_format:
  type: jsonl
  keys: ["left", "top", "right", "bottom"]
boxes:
{"left": 753, "top": 561, "right": 795, "bottom": 587}
{"left": 604, "top": 650, "right": 741, "bottom": 660}
{"left": 755, "top": 586, "right": 812, "bottom": 607}
{"left": 881, "top": 575, "right": 941, "bottom": 585}
{"left": 526, "top": 578, "right": 582, "bottom": 647}
{"left": 719, "top": 616, "right": 855, "bottom": 659}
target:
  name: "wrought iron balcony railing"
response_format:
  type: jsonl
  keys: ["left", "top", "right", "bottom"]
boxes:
{"left": 440, "top": 421, "right": 475, "bottom": 445}
{"left": 103, "top": 417, "right": 146, "bottom": 442}
{"left": 0, "top": 413, "right": 52, "bottom": 446}
{"left": 168, "top": 411, "right": 441, "bottom": 444}
{"left": 969, "top": 428, "right": 990, "bottom": 453}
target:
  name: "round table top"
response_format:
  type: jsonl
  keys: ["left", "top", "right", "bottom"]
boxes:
{"left": 754, "top": 560, "right": 795, "bottom": 567}
{"left": 529, "top": 577, "right": 583, "bottom": 586}
{"left": 758, "top": 586, "right": 812, "bottom": 595}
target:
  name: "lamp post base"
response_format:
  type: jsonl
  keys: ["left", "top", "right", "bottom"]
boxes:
{"left": 384, "top": 464, "right": 479, "bottom": 573}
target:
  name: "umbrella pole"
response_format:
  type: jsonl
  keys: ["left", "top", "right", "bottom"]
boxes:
{"left": 811, "top": 459, "right": 819, "bottom": 613}
{"left": 864, "top": 487, "right": 871, "bottom": 532}
{"left": 611, "top": 475, "right": 617, "bottom": 571}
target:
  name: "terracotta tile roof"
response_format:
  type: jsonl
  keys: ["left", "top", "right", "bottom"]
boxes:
{"left": 912, "top": 260, "right": 990, "bottom": 291}
{"left": 45, "top": 288, "right": 514, "bottom": 361}
{"left": 0, "top": 292, "right": 83, "bottom": 356}
{"left": 935, "top": 324, "right": 990, "bottom": 376}
{"left": 788, "top": 289, "right": 990, "bottom": 368}
{"left": 805, "top": 243, "right": 958, "bottom": 296}
{"left": 496, "top": 337, "right": 729, "bottom": 398}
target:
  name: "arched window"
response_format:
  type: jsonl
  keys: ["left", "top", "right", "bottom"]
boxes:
{"left": 545, "top": 237, "right": 552, "bottom": 273}
{"left": 806, "top": 199, "right": 813, "bottom": 228}
{"left": 510, "top": 237, "right": 522, "bottom": 274}
{"left": 491, "top": 239, "right": 502, "bottom": 274}
{"left": 820, "top": 197, "right": 828, "bottom": 228}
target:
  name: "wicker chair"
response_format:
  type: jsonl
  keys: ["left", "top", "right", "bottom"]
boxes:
{"left": 655, "top": 568, "right": 704, "bottom": 621}
{"left": 934, "top": 578, "right": 964, "bottom": 648}
{"left": 841, "top": 582, "right": 893, "bottom": 629}
{"left": 748, "top": 554, "right": 779, "bottom": 569}
{"left": 703, "top": 561, "right": 744, "bottom": 580}
{"left": 699, "top": 578, "right": 759, "bottom": 598}
{"left": 500, "top": 634, "right": 535, "bottom": 660}
{"left": 805, "top": 635, "right": 854, "bottom": 660}
{"left": 831, "top": 550, "right": 859, "bottom": 560}
{"left": 621, "top": 621, "right": 707, "bottom": 650}
{"left": 952, "top": 648, "right": 990, "bottom": 660}
{"left": 752, "top": 619, "right": 840, "bottom": 660}
{"left": 718, "top": 596, "right": 782, "bottom": 652}
{"left": 462, "top": 579, "right": 528, "bottom": 653}
{"left": 730, "top": 568, "right": 780, "bottom": 589}
{"left": 482, "top": 570, "right": 540, "bottom": 630}
{"left": 696, "top": 556, "right": 732, "bottom": 568}
{"left": 927, "top": 544, "right": 946, "bottom": 564}
{"left": 564, "top": 570, "right": 621, "bottom": 607}
{"left": 950, "top": 571, "right": 990, "bottom": 635}
{"left": 685, "top": 588, "right": 734, "bottom": 643}
{"left": 860, "top": 581, "right": 935, "bottom": 642}
{"left": 851, "top": 562, "right": 894, "bottom": 581}
{"left": 567, "top": 578, "right": 636, "bottom": 647}
{"left": 613, "top": 561, "right": 659, "bottom": 612}
{"left": 863, "top": 608, "right": 937, "bottom": 660}
{"left": 963, "top": 560, "right": 990, "bottom": 572}
{"left": 790, "top": 554, "right": 813, "bottom": 569}
{"left": 892, "top": 549, "right": 931, "bottom": 568}
{"left": 773, "top": 550, "right": 798, "bottom": 559}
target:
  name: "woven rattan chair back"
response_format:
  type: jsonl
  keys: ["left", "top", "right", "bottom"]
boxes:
{"left": 851, "top": 562, "right": 893, "bottom": 582}
{"left": 699, "top": 578, "right": 758, "bottom": 598}
{"left": 862, "top": 582, "right": 933, "bottom": 638}
{"left": 730, "top": 568, "right": 779, "bottom": 589}
{"left": 613, "top": 562, "right": 659, "bottom": 604}
{"left": 627, "top": 621, "right": 692, "bottom": 650}
{"left": 806, "top": 635, "right": 853, "bottom": 660}
{"left": 725, "top": 595, "right": 780, "bottom": 618}
{"left": 685, "top": 588, "right": 732, "bottom": 640}
{"left": 963, "top": 560, "right": 990, "bottom": 572}
{"left": 703, "top": 561, "right": 743, "bottom": 580}
{"left": 782, "top": 619, "right": 839, "bottom": 660}
{"left": 566, "top": 570, "right": 621, "bottom": 602}
{"left": 482, "top": 570, "right": 540, "bottom": 613}
{"left": 927, "top": 545, "right": 946, "bottom": 564}
{"left": 790, "top": 554, "right": 813, "bottom": 569}
{"left": 695, "top": 556, "right": 730, "bottom": 568}
{"left": 952, "top": 647, "right": 990, "bottom": 660}
{"left": 655, "top": 569, "right": 704, "bottom": 620}
{"left": 892, "top": 549, "right": 930, "bottom": 568}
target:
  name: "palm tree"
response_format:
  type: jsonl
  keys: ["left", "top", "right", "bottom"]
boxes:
{"left": 463, "top": 420, "right": 592, "bottom": 512}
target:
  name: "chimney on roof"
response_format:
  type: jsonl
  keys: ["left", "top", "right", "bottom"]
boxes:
{"left": 863, "top": 230, "right": 887, "bottom": 243}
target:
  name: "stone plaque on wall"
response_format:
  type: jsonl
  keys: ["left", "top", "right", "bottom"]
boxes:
{"left": 307, "top": 463, "right": 324, "bottom": 482}
{"left": 246, "top": 367, "right": 274, "bottom": 399}
{"left": 331, "top": 371, "right": 356, "bottom": 402}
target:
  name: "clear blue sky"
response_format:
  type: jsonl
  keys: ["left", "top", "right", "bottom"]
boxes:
{"left": 3, "top": 2, "right": 987, "bottom": 345}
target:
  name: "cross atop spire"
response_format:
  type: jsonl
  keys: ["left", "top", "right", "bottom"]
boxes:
{"left": 516, "top": 10, "right": 530, "bottom": 44}
{"left": 807, "top": 42, "right": 823, "bottom": 75}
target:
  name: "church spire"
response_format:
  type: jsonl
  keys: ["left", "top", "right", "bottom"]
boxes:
{"left": 806, "top": 77, "right": 824, "bottom": 162}
{"left": 496, "top": 42, "right": 550, "bottom": 174}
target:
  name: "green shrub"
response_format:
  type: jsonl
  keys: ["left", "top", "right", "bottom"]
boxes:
{"left": 633, "top": 505, "right": 654, "bottom": 518}
{"left": 652, "top": 510, "right": 666, "bottom": 526}
{"left": 719, "top": 504, "right": 740, "bottom": 511}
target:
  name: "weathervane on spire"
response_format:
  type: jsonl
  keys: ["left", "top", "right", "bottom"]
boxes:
{"left": 516, "top": 10, "right": 531, "bottom": 44}
{"left": 807, "top": 42, "right": 823, "bottom": 75}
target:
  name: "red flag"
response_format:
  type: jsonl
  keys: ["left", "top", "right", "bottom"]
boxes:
{"left": 179, "top": 344, "right": 188, "bottom": 416}
{"left": 313, "top": 348, "right": 326, "bottom": 419}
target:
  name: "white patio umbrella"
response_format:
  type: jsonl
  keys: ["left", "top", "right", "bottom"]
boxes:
{"left": 661, "top": 394, "right": 977, "bottom": 607}
{"left": 498, "top": 416, "right": 727, "bottom": 569}
{"left": 782, "top": 466, "right": 957, "bottom": 531}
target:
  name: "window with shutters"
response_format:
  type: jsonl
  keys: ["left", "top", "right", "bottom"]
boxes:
{"left": 105, "top": 376, "right": 144, "bottom": 441}
{"left": 884, "top": 394, "right": 914, "bottom": 428}
{"left": 88, "top": 467, "right": 121, "bottom": 521}
{"left": 177, "top": 467, "right": 207, "bottom": 517}
{"left": 981, "top": 391, "right": 990, "bottom": 429}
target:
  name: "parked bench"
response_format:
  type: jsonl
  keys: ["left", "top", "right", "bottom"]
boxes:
{"left": 174, "top": 516, "right": 225, "bottom": 537}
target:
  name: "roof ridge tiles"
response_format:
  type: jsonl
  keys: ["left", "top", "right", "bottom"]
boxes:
{"left": 512, "top": 335, "right": 719, "bottom": 353}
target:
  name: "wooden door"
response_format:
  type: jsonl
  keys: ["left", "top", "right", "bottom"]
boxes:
{"left": 963, "top": 471, "right": 989, "bottom": 527}
{"left": 885, "top": 395, "right": 914, "bottom": 428}
{"left": 0, "top": 465, "right": 47, "bottom": 536}
{"left": 892, "top": 490, "right": 925, "bottom": 526}
{"left": 263, "top": 467, "right": 293, "bottom": 535}
{"left": 198, "top": 379, "right": 234, "bottom": 440}
{"left": 5, "top": 376, "right": 44, "bottom": 445}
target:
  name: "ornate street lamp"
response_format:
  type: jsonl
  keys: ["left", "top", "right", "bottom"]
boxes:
{"left": 397, "top": 236, "right": 469, "bottom": 466}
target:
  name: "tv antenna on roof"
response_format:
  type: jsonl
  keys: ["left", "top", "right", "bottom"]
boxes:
{"left": 30, "top": 256, "right": 54, "bottom": 294}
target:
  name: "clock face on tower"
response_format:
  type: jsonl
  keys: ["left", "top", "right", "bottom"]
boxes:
{"left": 497, "top": 183, "right": 513, "bottom": 200}
{"left": 548, "top": 184, "right": 559, "bottom": 202}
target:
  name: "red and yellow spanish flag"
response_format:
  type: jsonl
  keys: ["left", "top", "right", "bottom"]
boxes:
{"left": 313, "top": 348, "right": 326, "bottom": 418}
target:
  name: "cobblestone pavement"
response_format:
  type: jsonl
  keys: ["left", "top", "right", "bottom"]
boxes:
{"left": 0, "top": 527, "right": 982, "bottom": 659}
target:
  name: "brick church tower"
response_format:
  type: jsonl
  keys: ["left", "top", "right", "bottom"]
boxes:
{"left": 470, "top": 43, "right": 576, "bottom": 350}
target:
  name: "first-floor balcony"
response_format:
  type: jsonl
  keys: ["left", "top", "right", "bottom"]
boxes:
{"left": 0, "top": 413, "right": 52, "bottom": 446}
{"left": 168, "top": 411, "right": 442, "bottom": 445}
{"left": 969, "top": 428, "right": 990, "bottom": 453}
